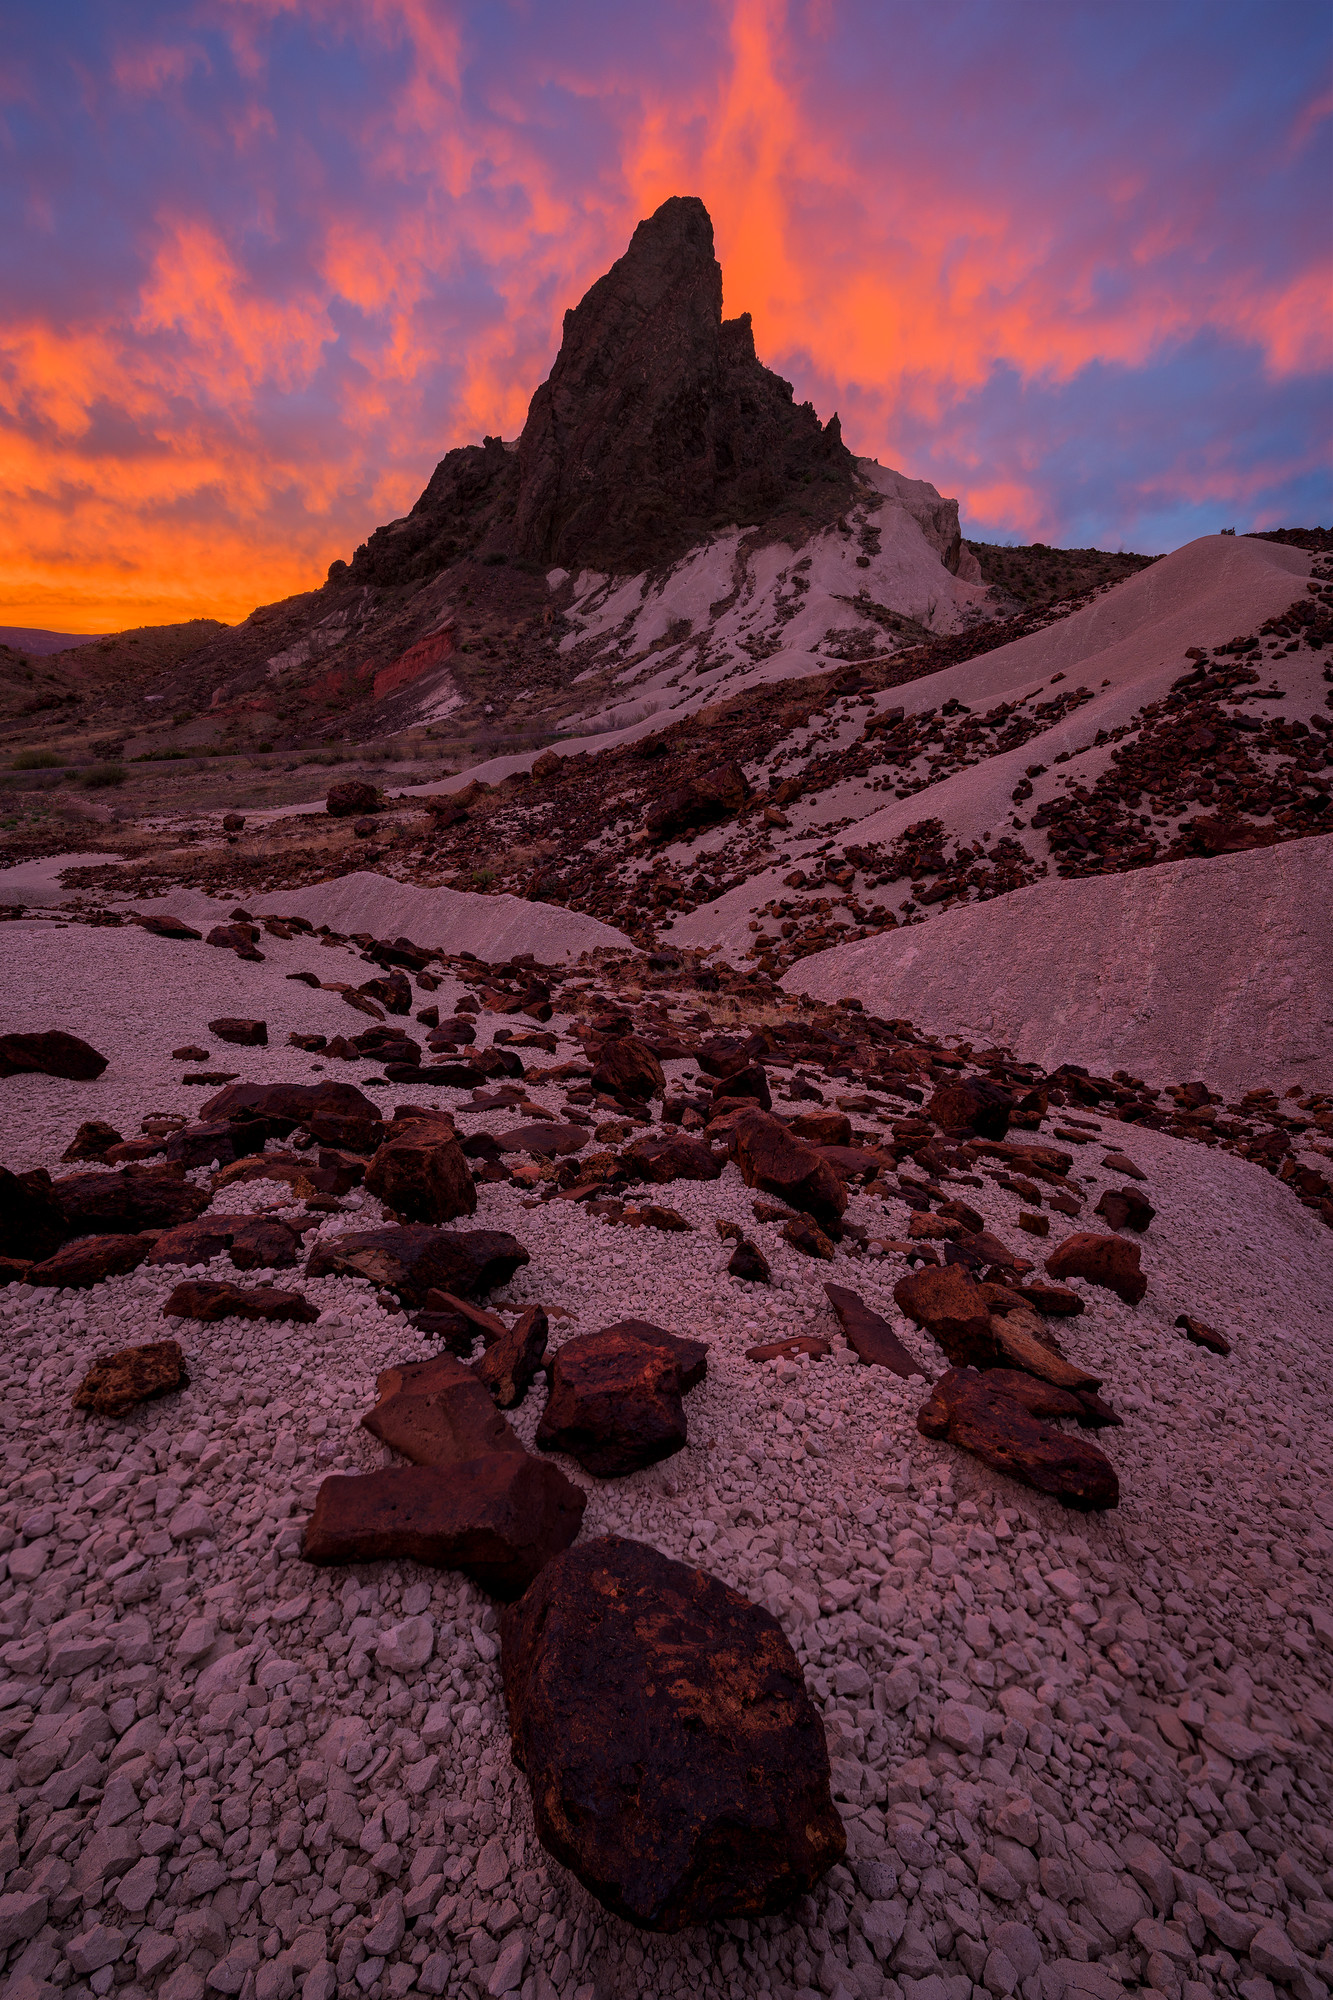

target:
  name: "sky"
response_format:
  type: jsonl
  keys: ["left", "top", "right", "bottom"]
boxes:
{"left": 2, "top": 1, "right": 1330, "bottom": 633}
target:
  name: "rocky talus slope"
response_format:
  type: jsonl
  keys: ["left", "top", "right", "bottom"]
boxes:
{"left": 0, "top": 907, "right": 1329, "bottom": 2000}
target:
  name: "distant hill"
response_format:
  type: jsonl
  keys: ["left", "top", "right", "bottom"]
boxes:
{"left": 0, "top": 627, "right": 108, "bottom": 657}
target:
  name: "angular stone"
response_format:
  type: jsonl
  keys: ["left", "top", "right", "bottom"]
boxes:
{"left": 494, "top": 1123, "right": 588, "bottom": 1158}
{"left": 137, "top": 912, "right": 203, "bottom": 940}
{"left": 979, "top": 1369, "right": 1116, "bottom": 1429}
{"left": 1176, "top": 1313, "right": 1231, "bottom": 1355}
{"left": 72, "top": 1341, "right": 190, "bottom": 1418}
{"left": 746, "top": 1334, "right": 830, "bottom": 1362}
{"left": 728, "top": 1238, "right": 771, "bottom": 1282}
{"left": 198, "top": 1079, "right": 384, "bottom": 1152}
{"left": 731, "top": 1110, "right": 847, "bottom": 1226}
{"left": 163, "top": 1281, "right": 318, "bottom": 1323}
{"left": 917, "top": 1367, "right": 1119, "bottom": 1510}
{"left": 536, "top": 1319, "right": 707, "bottom": 1476}
{"left": 928, "top": 1078, "right": 1012, "bottom": 1140}
{"left": 623, "top": 1132, "right": 723, "bottom": 1183}
{"left": 781, "top": 1215, "right": 835, "bottom": 1259}
{"left": 590, "top": 1035, "right": 665, "bottom": 1103}
{"left": 326, "top": 780, "right": 381, "bottom": 817}
{"left": 1094, "top": 1187, "right": 1156, "bottom": 1232}
{"left": 62, "top": 1120, "right": 124, "bottom": 1162}
{"left": 365, "top": 1126, "right": 477, "bottom": 1225}
{"left": 500, "top": 1535, "right": 845, "bottom": 1930}
{"left": 145, "top": 1221, "right": 236, "bottom": 1266}
{"left": 0, "top": 1164, "right": 67, "bottom": 1260}
{"left": 55, "top": 1164, "right": 211, "bottom": 1233}
{"left": 28, "top": 1233, "right": 154, "bottom": 1287}
{"left": 787, "top": 1109, "right": 852, "bottom": 1146}
{"left": 302, "top": 1455, "right": 586, "bottom": 1598}
{"left": 362, "top": 1355, "right": 524, "bottom": 1466}
{"left": 472, "top": 1305, "right": 549, "bottom": 1410}
{"left": 227, "top": 1216, "right": 301, "bottom": 1270}
{"left": 823, "top": 1283, "right": 929, "bottom": 1378}
{"left": 307, "top": 1224, "right": 528, "bottom": 1304}
{"left": 1195, "top": 1885, "right": 1261, "bottom": 1952}
{"left": 643, "top": 760, "right": 753, "bottom": 842}
{"left": 988, "top": 1309, "right": 1102, "bottom": 1391}
{"left": 1046, "top": 1232, "right": 1147, "bottom": 1306}
{"left": 710, "top": 1062, "right": 771, "bottom": 1112}
{"left": 893, "top": 1265, "right": 999, "bottom": 1366}
{"left": 1015, "top": 1280, "right": 1084, "bottom": 1316}
{"left": 208, "top": 1018, "right": 268, "bottom": 1047}
{"left": 0, "top": 1030, "right": 108, "bottom": 1080}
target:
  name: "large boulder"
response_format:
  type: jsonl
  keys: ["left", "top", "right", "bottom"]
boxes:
{"left": 55, "top": 1165, "right": 211, "bottom": 1234}
{"left": 730, "top": 1110, "right": 846, "bottom": 1227}
{"left": 198, "top": 1079, "right": 384, "bottom": 1153}
{"left": 163, "top": 1281, "right": 318, "bottom": 1324}
{"left": 823, "top": 1284, "right": 929, "bottom": 1378}
{"left": 62, "top": 1121, "right": 124, "bottom": 1163}
{"left": 227, "top": 1217, "right": 301, "bottom": 1270}
{"left": 361, "top": 1355, "right": 524, "bottom": 1466}
{"left": 500, "top": 1536, "right": 846, "bottom": 1930}
{"left": 709, "top": 1062, "right": 771, "bottom": 1112}
{"left": 927, "top": 1077, "right": 1012, "bottom": 1140}
{"left": 28, "top": 1234, "right": 154, "bottom": 1288}
{"left": 326, "top": 780, "right": 381, "bottom": 818}
{"left": 590, "top": 1035, "right": 665, "bottom": 1103}
{"left": 208, "top": 1018, "right": 267, "bottom": 1047}
{"left": 146, "top": 1221, "right": 236, "bottom": 1267}
{"left": 472, "top": 1304, "right": 549, "bottom": 1410}
{"left": 1045, "top": 1231, "right": 1148, "bottom": 1306}
{"left": 643, "top": 761, "right": 752, "bottom": 841}
{"left": 72, "top": 1341, "right": 189, "bottom": 1418}
{"left": 364, "top": 1125, "right": 476, "bottom": 1224}
{"left": 305, "top": 1225, "right": 527, "bottom": 1305}
{"left": 302, "top": 1456, "right": 586, "bottom": 1598}
{"left": 0, "top": 1166, "right": 68, "bottom": 1261}
{"left": 536, "top": 1319, "right": 707, "bottom": 1477}
{"left": 0, "top": 1031, "right": 109, "bottom": 1081}
{"left": 917, "top": 1367, "right": 1119, "bottom": 1511}
{"left": 893, "top": 1265, "right": 1000, "bottom": 1366}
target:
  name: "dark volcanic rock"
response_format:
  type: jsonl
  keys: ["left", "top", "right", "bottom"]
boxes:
{"left": 1046, "top": 1231, "right": 1147, "bottom": 1306}
{"left": 823, "top": 1282, "right": 929, "bottom": 1378}
{"left": 28, "top": 1234, "right": 154, "bottom": 1287}
{"left": 472, "top": 1303, "right": 549, "bottom": 1410}
{"left": 1176, "top": 1312, "right": 1231, "bottom": 1355}
{"left": 500, "top": 1535, "right": 846, "bottom": 1930}
{"left": 927, "top": 1077, "right": 1012, "bottom": 1139}
{"left": 644, "top": 761, "right": 753, "bottom": 842}
{"left": 511, "top": 195, "right": 855, "bottom": 573}
{"left": 208, "top": 1018, "right": 267, "bottom": 1047}
{"left": 536, "top": 1319, "right": 708, "bottom": 1476}
{"left": 198, "top": 1079, "right": 384, "bottom": 1152}
{"left": 326, "top": 780, "right": 381, "bottom": 818}
{"left": 622, "top": 1132, "right": 723, "bottom": 1184}
{"left": 55, "top": 1165, "right": 211, "bottom": 1233}
{"left": 727, "top": 1238, "right": 771, "bottom": 1282}
{"left": 1094, "top": 1186, "right": 1157, "bottom": 1233}
{"left": 302, "top": 1456, "right": 586, "bottom": 1598}
{"left": 781, "top": 1215, "right": 835, "bottom": 1260}
{"left": 494, "top": 1123, "right": 587, "bottom": 1158}
{"left": 710, "top": 1061, "right": 771, "bottom": 1112}
{"left": 62, "top": 1120, "right": 123, "bottom": 1162}
{"left": 137, "top": 914, "right": 202, "bottom": 940}
{"left": 731, "top": 1109, "right": 847, "bottom": 1227}
{"left": 227, "top": 1216, "right": 301, "bottom": 1270}
{"left": 305, "top": 1224, "right": 527, "bottom": 1304}
{"left": 163, "top": 1281, "right": 318, "bottom": 1324}
{"left": 364, "top": 1123, "right": 477, "bottom": 1224}
{"left": 146, "top": 1221, "right": 236, "bottom": 1266}
{"left": 73, "top": 1341, "right": 189, "bottom": 1418}
{"left": 917, "top": 1367, "right": 1119, "bottom": 1511}
{"left": 589, "top": 1034, "right": 665, "bottom": 1104}
{"left": 362, "top": 1354, "right": 524, "bottom": 1465}
{"left": 0, "top": 1031, "right": 109, "bottom": 1081}
{"left": 0, "top": 1165, "right": 69, "bottom": 1260}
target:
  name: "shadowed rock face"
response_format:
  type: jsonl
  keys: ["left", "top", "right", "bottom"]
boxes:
{"left": 511, "top": 196, "right": 856, "bottom": 572}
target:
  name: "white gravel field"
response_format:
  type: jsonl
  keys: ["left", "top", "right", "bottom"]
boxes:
{"left": 0, "top": 919, "right": 1330, "bottom": 2000}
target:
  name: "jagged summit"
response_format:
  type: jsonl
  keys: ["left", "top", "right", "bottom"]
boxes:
{"left": 346, "top": 196, "right": 856, "bottom": 587}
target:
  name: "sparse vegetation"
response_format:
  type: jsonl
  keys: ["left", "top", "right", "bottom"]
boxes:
{"left": 79, "top": 762, "right": 127, "bottom": 788}
{"left": 12, "top": 749, "right": 61, "bottom": 769}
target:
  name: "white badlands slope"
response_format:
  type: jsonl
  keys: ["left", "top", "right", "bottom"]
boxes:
{"left": 781, "top": 836, "right": 1333, "bottom": 1097}
{"left": 0, "top": 919, "right": 1330, "bottom": 2000}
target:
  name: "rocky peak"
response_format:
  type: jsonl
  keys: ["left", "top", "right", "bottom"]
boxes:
{"left": 511, "top": 195, "right": 856, "bottom": 572}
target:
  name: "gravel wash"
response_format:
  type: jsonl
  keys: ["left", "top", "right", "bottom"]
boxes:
{"left": 0, "top": 920, "right": 1330, "bottom": 2000}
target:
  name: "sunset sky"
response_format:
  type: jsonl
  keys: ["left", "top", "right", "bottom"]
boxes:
{"left": 3, "top": 0, "right": 1330, "bottom": 633}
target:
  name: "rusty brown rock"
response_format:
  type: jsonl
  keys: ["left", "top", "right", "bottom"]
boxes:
{"left": 326, "top": 780, "right": 381, "bottom": 818}
{"left": 745, "top": 1334, "right": 829, "bottom": 1362}
{"left": 1176, "top": 1313, "right": 1231, "bottom": 1355}
{"left": 362, "top": 1354, "right": 524, "bottom": 1465}
{"left": 61, "top": 1121, "right": 123, "bottom": 1163}
{"left": 823, "top": 1283, "right": 929, "bottom": 1378}
{"left": 500, "top": 1535, "right": 846, "bottom": 1930}
{"left": 709, "top": 1062, "right": 771, "bottom": 1112}
{"left": 73, "top": 1340, "right": 189, "bottom": 1418}
{"left": 306, "top": 1225, "right": 527, "bottom": 1304}
{"left": 364, "top": 1125, "right": 477, "bottom": 1225}
{"left": 1045, "top": 1230, "right": 1147, "bottom": 1306}
{"left": 590, "top": 1035, "right": 665, "bottom": 1103}
{"left": 227, "top": 1217, "right": 301, "bottom": 1270}
{"left": 1094, "top": 1187, "right": 1156, "bottom": 1232}
{"left": 988, "top": 1309, "right": 1102, "bottom": 1391}
{"left": 0, "top": 1165, "right": 68, "bottom": 1261}
{"left": 494, "top": 1123, "right": 588, "bottom": 1158}
{"left": 917, "top": 1367, "right": 1119, "bottom": 1511}
{"left": 786, "top": 1109, "right": 852, "bottom": 1147}
{"left": 146, "top": 1220, "right": 235, "bottom": 1266}
{"left": 302, "top": 1455, "right": 586, "bottom": 1598}
{"left": 623, "top": 1132, "right": 723, "bottom": 1184}
{"left": 197, "top": 1079, "right": 384, "bottom": 1152}
{"left": 893, "top": 1264, "right": 1000, "bottom": 1366}
{"left": 727, "top": 1238, "right": 771, "bottom": 1282}
{"left": 208, "top": 1018, "right": 267, "bottom": 1047}
{"left": 472, "top": 1304, "right": 549, "bottom": 1410}
{"left": 28, "top": 1234, "right": 154, "bottom": 1288}
{"left": 163, "top": 1281, "right": 318, "bottom": 1323}
{"left": 928, "top": 1077, "right": 1012, "bottom": 1138}
{"left": 1015, "top": 1279, "right": 1084, "bottom": 1316}
{"left": 0, "top": 1031, "right": 109, "bottom": 1081}
{"left": 781, "top": 1215, "right": 835, "bottom": 1260}
{"left": 731, "top": 1109, "right": 847, "bottom": 1227}
{"left": 979, "top": 1369, "right": 1118, "bottom": 1428}
{"left": 536, "top": 1320, "right": 708, "bottom": 1476}
{"left": 55, "top": 1165, "right": 211, "bottom": 1234}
